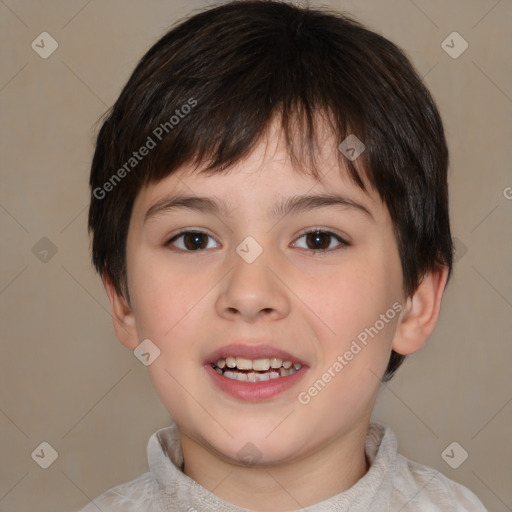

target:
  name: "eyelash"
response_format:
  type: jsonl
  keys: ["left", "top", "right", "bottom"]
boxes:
{"left": 166, "top": 228, "right": 349, "bottom": 255}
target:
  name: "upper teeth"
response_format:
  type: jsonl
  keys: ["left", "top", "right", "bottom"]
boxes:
{"left": 215, "top": 357, "right": 301, "bottom": 371}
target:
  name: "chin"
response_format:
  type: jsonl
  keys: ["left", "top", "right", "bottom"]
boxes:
{"left": 208, "top": 431, "right": 305, "bottom": 467}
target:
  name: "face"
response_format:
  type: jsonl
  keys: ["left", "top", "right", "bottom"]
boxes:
{"left": 123, "top": 127, "right": 406, "bottom": 467}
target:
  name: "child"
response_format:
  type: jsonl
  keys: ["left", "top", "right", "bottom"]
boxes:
{"left": 82, "top": 1, "right": 487, "bottom": 510}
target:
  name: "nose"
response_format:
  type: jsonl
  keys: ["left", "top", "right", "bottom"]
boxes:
{"left": 215, "top": 247, "right": 291, "bottom": 323}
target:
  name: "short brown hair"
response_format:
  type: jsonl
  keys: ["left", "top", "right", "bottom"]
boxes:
{"left": 88, "top": 0, "right": 453, "bottom": 380}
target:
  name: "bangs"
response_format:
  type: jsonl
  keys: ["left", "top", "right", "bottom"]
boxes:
{"left": 153, "top": 105, "right": 367, "bottom": 189}
{"left": 123, "top": 8, "right": 371, "bottom": 189}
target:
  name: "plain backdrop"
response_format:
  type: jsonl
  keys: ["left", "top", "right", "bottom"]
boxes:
{"left": 0, "top": 1, "right": 511, "bottom": 510}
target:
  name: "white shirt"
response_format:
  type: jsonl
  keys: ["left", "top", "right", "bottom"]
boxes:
{"left": 77, "top": 422, "right": 487, "bottom": 511}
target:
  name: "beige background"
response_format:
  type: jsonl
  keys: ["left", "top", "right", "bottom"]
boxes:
{"left": 1, "top": 0, "right": 511, "bottom": 510}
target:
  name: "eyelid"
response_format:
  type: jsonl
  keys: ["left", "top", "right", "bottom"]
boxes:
{"left": 169, "top": 227, "right": 215, "bottom": 238}
{"left": 294, "top": 226, "right": 349, "bottom": 241}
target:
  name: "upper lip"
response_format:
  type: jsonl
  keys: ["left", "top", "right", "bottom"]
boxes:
{"left": 205, "top": 343, "right": 308, "bottom": 366}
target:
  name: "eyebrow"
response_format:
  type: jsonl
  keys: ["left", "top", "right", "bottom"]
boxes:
{"left": 144, "top": 192, "right": 373, "bottom": 223}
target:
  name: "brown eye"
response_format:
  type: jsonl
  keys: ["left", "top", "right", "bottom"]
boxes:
{"left": 305, "top": 231, "right": 331, "bottom": 250}
{"left": 293, "top": 230, "right": 348, "bottom": 253}
{"left": 168, "top": 231, "right": 218, "bottom": 251}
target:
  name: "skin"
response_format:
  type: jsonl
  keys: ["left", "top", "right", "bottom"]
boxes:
{"left": 105, "top": 122, "right": 448, "bottom": 511}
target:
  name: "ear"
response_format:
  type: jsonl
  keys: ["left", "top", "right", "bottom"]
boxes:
{"left": 102, "top": 274, "right": 139, "bottom": 350}
{"left": 392, "top": 266, "right": 449, "bottom": 355}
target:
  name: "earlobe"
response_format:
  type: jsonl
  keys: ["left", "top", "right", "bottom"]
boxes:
{"left": 102, "top": 274, "right": 139, "bottom": 350}
{"left": 392, "top": 266, "right": 449, "bottom": 356}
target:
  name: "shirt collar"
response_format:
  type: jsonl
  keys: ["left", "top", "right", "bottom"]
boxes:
{"left": 147, "top": 422, "right": 397, "bottom": 511}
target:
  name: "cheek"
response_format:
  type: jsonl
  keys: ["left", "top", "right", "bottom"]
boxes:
{"left": 306, "top": 258, "right": 400, "bottom": 339}
{"left": 297, "top": 307, "right": 400, "bottom": 430}
{"left": 301, "top": 253, "right": 403, "bottom": 396}
{"left": 127, "top": 252, "right": 214, "bottom": 408}
{"left": 128, "top": 249, "right": 214, "bottom": 340}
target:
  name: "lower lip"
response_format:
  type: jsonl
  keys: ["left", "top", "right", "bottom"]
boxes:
{"left": 204, "top": 364, "right": 307, "bottom": 401}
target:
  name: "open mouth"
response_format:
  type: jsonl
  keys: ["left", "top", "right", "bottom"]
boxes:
{"left": 212, "top": 356, "right": 302, "bottom": 382}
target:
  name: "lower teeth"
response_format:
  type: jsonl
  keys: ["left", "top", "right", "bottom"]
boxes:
{"left": 215, "top": 366, "right": 298, "bottom": 382}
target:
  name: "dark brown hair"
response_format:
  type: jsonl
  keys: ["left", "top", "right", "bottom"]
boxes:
{"left": 88, "top": 0, "right": 453, "bottom": 380}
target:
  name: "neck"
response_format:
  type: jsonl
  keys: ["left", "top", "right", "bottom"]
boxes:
{"left": 180, "top": 423, "right": 369, "bottom": 511}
